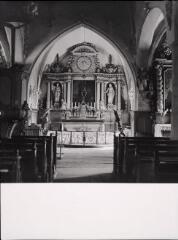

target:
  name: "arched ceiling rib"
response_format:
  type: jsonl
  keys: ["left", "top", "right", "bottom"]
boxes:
{"left": 137, "top": 7, "right": 165, "bottom": 68}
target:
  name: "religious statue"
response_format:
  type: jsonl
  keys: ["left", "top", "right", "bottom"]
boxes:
{"left": 106, "top": 83, "right": 115, "bottom": 105}
{"left": 53, "top": 82, "right": 61, "bottom": 104}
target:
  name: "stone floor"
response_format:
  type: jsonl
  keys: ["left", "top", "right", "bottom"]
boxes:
{"left": 54, "top": 146, "right": 178, "bottom": 183}
{"left": 54, "top": 145, "right": 116, "bottom": 182}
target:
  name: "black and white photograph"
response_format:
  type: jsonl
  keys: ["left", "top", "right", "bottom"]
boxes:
{"left": 0, "top": 1, "right": 178, "bottom": 239}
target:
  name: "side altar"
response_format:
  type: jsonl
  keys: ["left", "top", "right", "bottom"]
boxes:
{"left": 39, "top": 43, "right": 130, "bottom": 133}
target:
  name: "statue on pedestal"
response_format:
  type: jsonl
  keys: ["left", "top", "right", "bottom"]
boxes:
{"left": 106, "top": 83, "right": 115, "bottom": 105}
{"left": 53, "top": 82, "right": 61, "bottom": 108}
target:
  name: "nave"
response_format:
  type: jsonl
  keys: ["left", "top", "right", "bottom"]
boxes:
{"left": 1, "top": 1, "right": 178, "bottom": 183}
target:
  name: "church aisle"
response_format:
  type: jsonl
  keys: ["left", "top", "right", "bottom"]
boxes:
{"left": 54, "top": 146, "right": 115, "bottom": 182}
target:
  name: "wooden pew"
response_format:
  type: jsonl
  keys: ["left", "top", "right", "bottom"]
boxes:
{"left": 154, "top": 145, "right": 178, "bottom": 180}
{"left": 114, "top": 136, "right": 170, "bottom": 176}
{"left": 0, "top": 149, "right": 21, "bottom": 182}
{"left": 12, "top": 134, "right": 57, "bottom": 182}
{"left": 114, "top": 136, "right": 178, "bottom": 182}
{"left": 0, "top": 142, "right": 37, "bottom": 182}
{"left": 8, "top": 138, "right": 48, "bottom": 182}
{"left": 133, "top": 140, "right": 178, "bottom": 181}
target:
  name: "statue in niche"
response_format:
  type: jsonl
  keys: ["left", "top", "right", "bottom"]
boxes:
{"left": 106, "top": 83, "right": 115, "bottom": 105}
{"left": 53, "top": 82, "right": 61, "bottom": 108}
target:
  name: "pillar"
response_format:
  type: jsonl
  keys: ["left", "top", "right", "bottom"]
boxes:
{"left": 11, "top": 27, "right": 16, "bottom": 66}
{"left": 96, "top": 81, "right": 100, "bottom": 109}
{"left": 155, "top": 63, "right": 164, "bottom": 113}
{"left": 63, "top": 82, "right": 66, "bottom": 102}
{"left": 67, "top": 81, "right": 71, "bottom": 109}
{"left": 21, "top": 76, "right": 28, "bottom": 104}
{"left": 171, "top": 1, "right": 178, "bottom": 139}
{"left": 117, "top": 79, "right": 121, "bottom": 111}
{"left": 100, "top": 82, "right": 104, "bottom": 102}
{"left": 47, "top": 81, "right": 51, "bottom": 109}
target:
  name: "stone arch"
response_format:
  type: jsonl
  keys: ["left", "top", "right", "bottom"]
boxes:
{"left": 148, "top": 22, "right": 167, "bottom": 67}
{"left": 26, "top": 23, "right": 137, "bottom": 123}
{"left": 137, "top": 7, "right": 165, "bottom": 69}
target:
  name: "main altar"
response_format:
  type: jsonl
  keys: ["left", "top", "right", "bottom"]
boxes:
{"left": 39, "top": 42, "right": 130, "bottom": 135}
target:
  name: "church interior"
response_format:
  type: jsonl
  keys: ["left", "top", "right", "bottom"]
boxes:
{"left": 0, "top": 1, "right": 178, "bottom": 183}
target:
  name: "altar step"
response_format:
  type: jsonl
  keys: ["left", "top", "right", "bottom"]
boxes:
{"left": 48, "top": 130, "right": 114, "bottom": 145}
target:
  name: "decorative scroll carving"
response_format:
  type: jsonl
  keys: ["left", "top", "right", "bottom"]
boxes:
{"left": 154, "top": 37, "right": 172, "bottom": 60}
{"left": 68, "top": 42, "right": 98, "bottom": 54}
{"left": 98, "top": 55, "right": 124, "bottom": 74}
{"left": 44, "top": 54, "right": 71, "bottom": 73}
{"left": 44, "top": 46, "right": 124, "bottom": 77}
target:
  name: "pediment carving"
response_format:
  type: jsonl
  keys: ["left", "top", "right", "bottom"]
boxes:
{"left": 43, "top": 45, "right": 124, "bottom": 76}
{"left": 68, "top": 42, "right": 98, "bottom": 55}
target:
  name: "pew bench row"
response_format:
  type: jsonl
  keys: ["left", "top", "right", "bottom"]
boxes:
{"left": 0, "top": 134, "right": 57, "bottom": 183}
{"left": 114, "top": 136, "right": 178, "bottom": 180}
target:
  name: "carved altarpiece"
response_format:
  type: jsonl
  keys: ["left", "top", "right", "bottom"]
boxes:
{"left": 40, "top": 43, "right": 129, "bottom": 131}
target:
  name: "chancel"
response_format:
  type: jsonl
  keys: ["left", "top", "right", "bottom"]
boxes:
{"left": 0, "top": 1, "right": 178, "bottom": 183}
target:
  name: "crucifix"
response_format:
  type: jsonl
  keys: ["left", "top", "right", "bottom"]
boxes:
{"left": 81, "top": 87, "right": 87, "bottom": 104}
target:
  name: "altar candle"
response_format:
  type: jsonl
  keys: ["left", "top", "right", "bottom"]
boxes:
{"left": 94, "top": 102, "right": 95, "bottom": 108}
